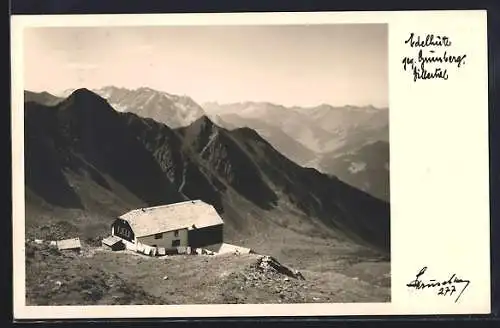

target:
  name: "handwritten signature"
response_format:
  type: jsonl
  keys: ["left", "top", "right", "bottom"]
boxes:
{"left": 406, "top": 267, "right": 470, "bottom": 303}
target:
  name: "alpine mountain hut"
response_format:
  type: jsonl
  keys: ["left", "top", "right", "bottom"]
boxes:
{"left": 111, "top": 200, "right": 224, "bottom": 252}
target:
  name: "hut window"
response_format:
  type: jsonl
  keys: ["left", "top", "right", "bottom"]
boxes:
{"left": 118, "top": 227, "right": 130, "bottom": 237}
{"left": 155, "top": 233, "right": 163, "bottom": 239}
{"left": 172, "top": 240, "right": 180, "bottom": 247}
{"left": 174, "top": 230, "right": 179, "bottom": 237}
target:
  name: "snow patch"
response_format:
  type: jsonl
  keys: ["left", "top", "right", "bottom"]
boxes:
{"left": 143, "top": 93, "right": 157, "bottom": 108}
{"left": 107, "top": 102, "right": 129, "bottom": 112}
{"left": 199, "top": 130, "right": 219, "bottom": 158}
{"left": 348, "top": 162, "right": 367, "bottom": 174}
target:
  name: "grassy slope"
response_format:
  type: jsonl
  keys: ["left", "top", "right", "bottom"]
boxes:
{"left": 25, "top": 164, "right": 390, "bottom": 305}
{"left": 26, "top": 243, "right": 166, "bottom": 305}
{"left": 26, "top": 242, "right": 389, "bottom": 305}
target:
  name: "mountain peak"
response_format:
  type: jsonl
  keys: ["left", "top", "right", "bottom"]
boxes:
{"left": 69, "top": 88, "right": 98, "bottom": 98}
{"left": 65, "top": 88, "right": 109, "bottom": 106}
{"left": 192, "top": 114, "right": 216, "bottom": 127}
{"left": 61, "top": 88, "right": 115, "bottom": 115}
{"left": 180, "top": 115, "right": 220, "bottom": 139}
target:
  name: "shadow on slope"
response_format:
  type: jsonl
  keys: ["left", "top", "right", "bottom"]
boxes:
{"left": 121, "top": 113, "right": 225, "bottom": 212}
{"left": 25, "top": 102, "right": 83, "bottom": 208}
{"left": 24, "top": 89, "right": 185, "bottom": 210}
{"left": 229, "top": 127, "right": 390, "bottom": 253}
{"left": 178, "top": 116, "right": 279, "bottom": 210}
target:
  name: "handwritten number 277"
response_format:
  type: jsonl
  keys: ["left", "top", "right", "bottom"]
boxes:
{"left": 438, "top": 285, "right": 456, "bottom": 297}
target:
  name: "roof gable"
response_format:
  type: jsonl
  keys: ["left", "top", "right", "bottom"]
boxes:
{"left": 119, "top": 200, "right": 224, "bottom": 237}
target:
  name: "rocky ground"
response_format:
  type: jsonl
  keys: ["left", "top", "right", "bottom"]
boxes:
{"left": 25, "top": 240, "right": 390, "bottom": 305}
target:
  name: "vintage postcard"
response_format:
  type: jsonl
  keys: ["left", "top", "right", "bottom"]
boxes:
{"left": 11, "top": 10, "right": 490, "bottom": 319}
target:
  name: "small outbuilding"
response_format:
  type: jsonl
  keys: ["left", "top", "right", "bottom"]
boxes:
{"left": 56, "top": 238, "right": 81, "bottom": 252}
{"left": 205, "top": 243, "right": 253, "bottom": 255}
{"left": 102, "top": 236, "right": 125, "bottom": 251}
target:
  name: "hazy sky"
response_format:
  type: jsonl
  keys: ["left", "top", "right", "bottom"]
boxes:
{"left": 24, "top": 24, "right": 388, "bottom": 107}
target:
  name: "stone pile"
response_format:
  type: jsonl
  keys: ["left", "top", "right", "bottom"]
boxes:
{"left": 256, "top": 255, "right": 305, "bottom": 280}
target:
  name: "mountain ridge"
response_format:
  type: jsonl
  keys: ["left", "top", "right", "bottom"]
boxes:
{"left": 25, "top": 88, "right": 390, "bottom": 254}
{"left": 24, "top": 90, "right": 63, "bottom": 106}
{"left": 25, "top": 87, "right": 390, "bottom": 201}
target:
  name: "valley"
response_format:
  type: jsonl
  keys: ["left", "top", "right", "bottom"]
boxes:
{"left": 204, "top": 101, "right": 390, "bottom": 202}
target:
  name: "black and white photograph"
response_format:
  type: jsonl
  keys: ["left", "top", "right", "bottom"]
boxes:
{"left": 22, "top": 22, "right": 391, "bottom": 306}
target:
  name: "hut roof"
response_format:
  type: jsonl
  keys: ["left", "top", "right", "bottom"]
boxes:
{"left": 57, "top": 238, "right": 81, "bottom": 250}
{"left": 102, "top": 235, "right": 123, "bottom": 247}
{"left": 118, "top": 200, "right": 224, "bottom": 238}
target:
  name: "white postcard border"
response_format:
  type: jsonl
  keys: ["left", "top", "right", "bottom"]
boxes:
{"left": 11, "top": 10, "right": 490, "bottom": 319}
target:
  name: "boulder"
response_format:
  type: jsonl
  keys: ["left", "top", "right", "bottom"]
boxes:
{"left": 256, "top": 255, "right": 306, "bottom": 280}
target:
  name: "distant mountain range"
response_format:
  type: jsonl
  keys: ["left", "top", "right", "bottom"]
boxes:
{"left": 204, "top": 101, "right": 389, "bottom": 202}
{"left": 30, "top": 86, "right": 389, "bottom": 202}
{"left": 24, "top": 89, "right": 390, "bottom": 253}
{"left": 204, "top": 102, "right": 341, "bottom": 155}
{"left": 203, "top": 101, "right": 388, "bottom": 153}
{"left": 59, "top": 86, "right": 206, "bottom": 128}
